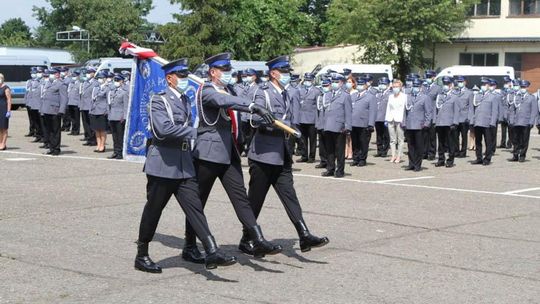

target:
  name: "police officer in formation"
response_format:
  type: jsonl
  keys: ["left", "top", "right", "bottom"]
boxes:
{"left": 454, "top": 76, "right": 472, "bottom": 158}
{"left": 321, "top": 73, "right": 352, "bottom": 178}
{"left": 508, "top": 80, "right": 538, "bottom": 162}
{"left": 488, "top": 79, "right": 503, "bottom": 155}
{"left": 350, "top": 77, "right": 376, "bottom": 167}
{"left": 25, "top": 67, "right": 44, "bottom": 142}
{"left": 296, "top": 72, "right": 320, "bottom": 163}
{"left": 470, "top": 78, "right": 499, "bottom": 166}
{"left": 246, "top": 55, "right": 329, "bottom": 253}
{"left": 81, "top": 67, "right": 99, "bottom": 147}
{"left": 107, "top": 74, "right": 129, "bottom": 159}
{"left": 183, "top": 52, "right": 282, "bottom": 264}
{"left": 404, "top": 78, "right": 432, "bottom": 171}
{"left": 315, "top": 78, "right": 331, "bottom": 169}
{"left": 423, "top": 70, "right": 441, "bottom": 161}
{"left": 434, "top": 76, "right": 460, "bottom": 168}
{"left": 499, "top": 76, "right": 514, "bottom": 149}
{"left": 238, "top": 68, "right": 259, "bottom": 153}
{"left": 66, "top": 70, "right": 82, "bottom": 136}
{"left": 374, "top": 77, "right": 391, "bottom": 158}
{"left": 40, "top": 68, "right": 68, "bottom": 155}
{"left": 23, "top": 67, "right": 37, "bottom": 137}
{"left": 136, "top": 59, "right": 237, "bottom": 273}
{"left": 59, "top": 67, "right": 72, "bottom": 132}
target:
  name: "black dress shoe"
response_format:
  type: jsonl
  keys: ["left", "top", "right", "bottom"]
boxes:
{"left": 434, "top": 162, "right": 445, "bottom": 167}
{"left": 315, "top": 163, "right": 327, "bottom": 169}
{"left": 83, "top": 142, "right": 97, "bottom": 146}
{"left": 373, "top": 154, "right": 382, "bottom": 158}
{"left": 518, "top": 156, "right": 526, "bottom": 163}
{"left": 307, "top": 159, "right": 315, "bottom": 163}
{"left": 238, "top": 228, "right": 254, "bottom": 256}
{"left": 134, "top": 256, "right": 162, "bottom": 273}
{"left": 357, "top": 161, "right": 367, "bottom": 167}
{"left": 471, "top": 159, "right": 483, "bottom": 165}
{"left": 115, "top": 154, "right": 123, "bottom": 160}
{"left": 404, "top": 165, "right": 414, "bottom": 171}
{"left": 350, "top": 162, "right": 358, "bottom": 167}
{"left": 202, "top": 235, "right": 237, "bottom": 270}
{"left": 24, "top": 133, "right": 34, "bottom": 137}
{"left": 32, "top": 137, "right": 42, "bottom": 143}
{"left": 0, "top": 147, "right": 6, "bottom": 151}
{"left": 296, "top": 158, "right": 308, "bottom": 163}
{"left": 248, "top": 225, "right": 282, "bottom": 258}
{"left": 295, "top": 221, "right": 329, "bottom": 252}
{"left": 445, "top": 162, "right": 454, "bottom": 168}
{"left": 181, "top": 245, "right": 206, "bottom": 264}
{"left": 321, "top": 171, "right": 334, "bottom": 177}
{"left": 414, "top": 167, "right": 423, "bottom": 172}
{"left": 508, "top": 156, "right": 518, "bottom": 162}
{"left": 39, "top": 144, "right": 49, "bottom": 149}
{"left": 482, "top": 159, "right": 491, "bottom": 166}
{"left": 107, "top": 153, "right": 118, "bottom": 159}
{"left": 334, "top": 172, "right": 345, "bottom": 178}
{"left": 427, "top": 156, "right": 436, "bottom": 161}
{"left": 94, "top": 149, "right": 105, "bottom": 153}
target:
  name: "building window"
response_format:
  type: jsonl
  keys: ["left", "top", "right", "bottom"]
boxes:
{"left": 459, "top": 53, "right": 499, "bottom": 66}
{"left": 468, "top": 0, "right": 501, "bottom": 16}
{"left": 509, "top": 0, "right": 540, "bottom": 15}
{"left": 505, "top": 53, "right": 523, "bottom": 79}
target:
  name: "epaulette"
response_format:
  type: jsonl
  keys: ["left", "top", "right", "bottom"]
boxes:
{"left": 156, "top": 90, "right": 166, "bottom": 95}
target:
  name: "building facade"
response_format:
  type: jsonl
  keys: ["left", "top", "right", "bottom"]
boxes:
{"left": 431, "top": 0, "right": 540, "bottom": 90}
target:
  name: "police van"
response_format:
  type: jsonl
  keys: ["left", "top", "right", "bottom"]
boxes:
{"left": 315, "top": 64, "right": 394, "bottom": 83}
{"left": 0, "top": 55, "right": 50, "bottom": 109}
{"left": 85, "top": 57, "right": 133, "bottom": 74}
{"left": 436, "top": 66, "right": 515, "bottom": 88}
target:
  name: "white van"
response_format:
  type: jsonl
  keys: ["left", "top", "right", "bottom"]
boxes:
{"left": 436, "top": 66, "right": 515, "bottom": 88}
{"left": 85, "top": 57, "right": 133, "bottom": 74}
{"left": 0, "top": 55, "right": 51, "bottom": 108}
{"left": 315, "top": 64, "right": 393, "bottom": 84}
{"left": 193, "top": 60, "right": 268, "bottom": 78}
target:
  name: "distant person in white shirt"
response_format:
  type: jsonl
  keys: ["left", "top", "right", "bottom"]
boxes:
{"left": 385, "top": 79, "right": 406, "bottom": 163}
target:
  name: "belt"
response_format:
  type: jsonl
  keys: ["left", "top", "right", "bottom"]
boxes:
{"left": 153, "top": 140, "right": 190, "bottom": 151}
{"left": 257, "top": 128, "right": 289, "bottom": 140}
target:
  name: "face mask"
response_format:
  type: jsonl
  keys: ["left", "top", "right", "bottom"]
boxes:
{"left": 520, "top": 88, "right": 527, "bottom": 94}
{"left": 31, "top": 73, "right": 37, "bottom": 79}
{"left": 279, "top": 73, "right": 291, "bottom": 86}
{"left": 107, "top": 78, "right": 113, "bottom": 83}
{"left": 412, "top": 87, "right": 420, "bottom": 94}
{"left": 366, "top": 82, "right": 371, "bottom": 87}
{"left": 504, "top": 84, "right": 510, "bottom": 89}
{"left": 331, "top": 82, "right": 340, "bottom": 90}
{"left": 406, "top": 81, "right": 412, "bottom": 87}
{"left": 60, "top": 72, "right": 66, "bottom": 77}
{"left": 345, "top": 82, "right": 353, "bottom": 90}
{"left": 113, "top": 81, "right": 121, "bottom": 88}
{"left": 358, "top": 85, "right": 366, "bottom": 92}
{"left": 219, "top": 71, "right": 233, "bottom": 86}
{"left": 260, "top": 77, "right": 268, "bottom": 82}
{"left": 457, "top": 82, "right": 464, "bottom": 88}
{"left": 379, "top": 84, "right": 387, "bottom": 91}
{"left": 480, "top": 85, "right": 488, "bottom": 92}
{"left": 242, "top": 77, "right": 248, "bottom": 83}
{"left": 86, "top": 73, "right": 92, "bottom": 79}
{"left": 176, "top": 78, "right": 189, "bottom": 92}
{"left": 443, "top": 85, "right": 450, "bottom": 92}
{"left": 426, "top": 78, "right": 433, "bottom": 85}
{"left": 392, "top": 87, "right": 401, "bottom": 94}
{"left": 228, "top": 76, "right": 237, "bottom": 85}
{"left": 513, "top": 85, "right": 520, "bottom": 91}
{"left": 304, "top": 81, "right": 312, "bottom": 87}
{"left": 36, "top": 73, "right": 43, "bottom": 79}
{"left": 0, "top": 79, "right": 3, "bottom": 84}
{"left": 322, "top": 86, "right": 330, "bottom": 93}
{"left": 98, "top": 78, "right": 105, "bottom": 84}
{"left": 489, "top": 86, "right": 495, "bottom": 91}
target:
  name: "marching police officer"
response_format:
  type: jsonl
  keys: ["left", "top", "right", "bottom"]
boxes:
{"left": 374, "top": 77, "right": 391, "bottom": 157}
{"left": 81, "top": 68, "right": 99, "bottom": 146}
{"left": 107, "top": 74, "right": 129, "bottom": 159}
{"left": 404, "top": 78, "right": 432, "bottom": 171}
{"left": 351, "top": 77, "right": 376, "bottom": 167}
{"left": 434, "top": 76, "right": 460, "bottom": 167}
{"left": 321, "top": 73, "right": 352, "bottom": 178}
{"left": 454, "top": 76, "right": 472, "bottom": 158}
{"left": 508, "top": 80, "right": 538, "bottom": 162}
{"left": 423, "top": 70, "right": 441, "bottom": 160}
{"left": 40, "top": 68, "right": 68, "bottom": 155}
{"left": 296, "top": 72, "right": 320, "bottom": 163}
{"left": 183, "top": 52, "right": 282, "bottom": 262}
{"left": 315, "top": 78, "right": 332, "bottom": 169}
{"left": 244, "top": 55, "right": 329, "bottom": 253}
{"left": 470, "top": 78, "right": 499, "bottom": 165}
{"left": 67, "top": 70, "right": 82, "bottom": 136}
{"left": 136, "top": 59, "right": 237, "bottom": 273}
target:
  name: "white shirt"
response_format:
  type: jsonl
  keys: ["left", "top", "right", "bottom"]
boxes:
{"left": 385, "top": 92, "right": 407, "bottom": 123}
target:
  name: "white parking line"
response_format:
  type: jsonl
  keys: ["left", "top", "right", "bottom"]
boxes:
{"left": 2, "top": 150, "right": 540, "bottom": 200}
{"left": 502, "top": 187, "right": 540, "bottom": 195}
{"left": 372, "top": 176, "right": 435, "bottom": 183}
{"left": 4, "top": 157, "right": 36, "bottom": 161}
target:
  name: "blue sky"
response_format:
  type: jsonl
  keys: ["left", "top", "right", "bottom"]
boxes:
{"left": 0, "top": 0, "right": 180, "bottom": 30}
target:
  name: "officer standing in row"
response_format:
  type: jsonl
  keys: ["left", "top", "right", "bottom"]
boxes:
{"left": 374, "top": 77, "right": 391, "bottom": 157}
{"left": 350, "top": 77, "right": 376, "bottom": 167}
{"left": 66, "top": 70, "right": 82, "bottom": 136}
{"left": 40, "top": 68, "right": 68, "bottom": 156}
{"left": 59, "top": 67, "right": 72, "bottom": 132}
{"left": 296, "top": 72, "right": 320, "bottom": 163}
{"left": 470, "top": 78, "right": 499, "bottom": 165}
{"left": 239, "top": 68, "right": 259, "bottom": 154}
{"left": 107, "top": 74, "right": 129, "bottom": 160}
{"left": 508, "top": 80, "right": 538, "bottom": 162}
{"left": 27, "top": 67, "right": 43, "bottom": 142}
{"left": 404, "top": 78, "right": 432, "bottom": 171}
{"left": 423, "top": 70, "right": 441, "bottom": 161}
{"left": 488, "top": 79, "right": 502, "bottom": 155}
{"left": 315, "top": 78, "right": 331, "bottom": 169}
{"left": 287, "top": 74, "right": 302, "bottom": 158}
{"left": 183, "top": 53, "right": 282, "bottom": 263}
{"left": 24, "top": 67, "right": 37, "bottom": 137}
{"left": 454, "top": 76, "right": 472, "bottom": 158}
{"left": 321, "top": 73, "right": 352, "bottom": 178}
{"left": 434, "top": 76, "right": 459, "bottom": 168}
{"left": 136, "top": 59, "right": 237, "bottom": 273}
{"left": 81, "top": 67, "right": 99, "bottom": 146}
{"left": 499, "top": 76, "right": 513, "bottom": 149}
{"left": 244, "top": 55, "right": 329, "bottom": 253}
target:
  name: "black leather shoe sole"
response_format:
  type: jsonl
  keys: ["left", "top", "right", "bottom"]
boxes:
{"left": 300, "top": 237, "right": 330, "bottom": 252}
{"left": 205, "top": 257, "right": 237, "bottom": 270}
{"left": 134, "top": 261, "right": 162, "bottom": 273}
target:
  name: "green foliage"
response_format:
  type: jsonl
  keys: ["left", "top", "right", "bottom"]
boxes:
{"left": 161, "top": 0, "right": 311, "bottom": 68}
{"left": 325, "top": 0, "right": 478, "bottom": 78}
{"left": 32, "top": 0, "right": 151, "bottom": 62}
{"left": 299, "top": 0, "right": 331, "bottom": 46}
{"left": 0, "top": 18, "right": 33, "bottom": 47}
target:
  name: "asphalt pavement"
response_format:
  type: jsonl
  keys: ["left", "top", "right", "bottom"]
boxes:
{"left": 1, "top": 109, "right": 539, "bottom": 303}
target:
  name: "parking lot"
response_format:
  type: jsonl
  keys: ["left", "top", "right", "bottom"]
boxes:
{"left": 1, "top": 109, "right": 539, "bottom": 303}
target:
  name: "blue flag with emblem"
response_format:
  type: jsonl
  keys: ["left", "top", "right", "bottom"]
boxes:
{"left": 122, "top": 55, "right": 202, "bottom": 163}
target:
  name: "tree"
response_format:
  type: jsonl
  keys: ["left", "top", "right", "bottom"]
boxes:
{"left": 0, "top": 18, "right": 33, "bottom": 47}
{"left": 33, "top": 0, "right": 151, "bottom": 62}
{"left": 161, "top": 0, "right": 311, "bottom": 68}
{"left": 324, "top": 0, "right": 478, "bottom": 78}
{"left": 299, "top": 0, "right": 331, "bottom": 46}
